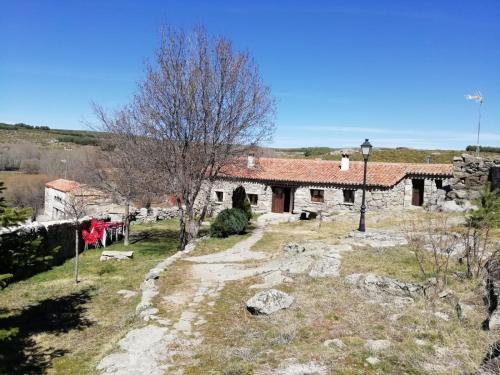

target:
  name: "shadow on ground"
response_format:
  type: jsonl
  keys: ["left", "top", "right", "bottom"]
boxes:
{"left": 0, "top": 288, "right": 94, "bottom": 374}
{"left": 130, "top": 228, "right": 179, "bottom": 244}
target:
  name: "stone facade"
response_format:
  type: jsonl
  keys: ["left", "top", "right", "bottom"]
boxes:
{"left": 448, "top": 154, "right": 500, "bottom": 204}
{"left": 209, "top": 176, "right": 448, "bottom": 215}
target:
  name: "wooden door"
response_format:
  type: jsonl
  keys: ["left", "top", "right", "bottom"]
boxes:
{"left": 272, "top": 187, "right": 284, "bottom": 213}
{"left": 412, "top": 179, "right": 424, "bottom": 206}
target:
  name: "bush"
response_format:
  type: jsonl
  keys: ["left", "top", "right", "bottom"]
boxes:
{"left": 210, "top": 208, "right": 248, "bottom": 238}
{"left": 232, "top": 186, "right": 252, "bottom": 220}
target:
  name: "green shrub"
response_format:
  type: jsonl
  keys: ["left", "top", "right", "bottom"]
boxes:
{"left": 232, "top": 186, "right": 252, "bottom": 220}
{"left": 210, "top": 208, "right": 248, "bottom": 238}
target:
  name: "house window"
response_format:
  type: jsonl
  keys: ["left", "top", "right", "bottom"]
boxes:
{"left": 343, "top": 190, "right": 355, "bottom": 204}
{"left": 54, "top": 196, "right": 62, "bottom": 203}
{"left": 215, "top": 191, "right": 224, "bottom": 202}
{"left": 435, "top": 180, "right": 443, "bottom": 190}
{"left": 247, "top": 193, "right": 258, "bottom": 206}
{"left": 310, "top": 189, "right": 324, "bottom": 203}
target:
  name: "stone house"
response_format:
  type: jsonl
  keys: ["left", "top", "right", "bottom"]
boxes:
{"left": 44, "top": 179, "right": 113, "bottom": 220}
{"left": 209, "top": 155, "right": 453, "bottom": 215}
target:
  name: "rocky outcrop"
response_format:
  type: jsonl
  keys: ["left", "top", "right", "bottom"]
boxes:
{"left": 345, "top": 273, "right": 424, "bottom": 305}
{"left": 485, "top": 258, "right": 500, "bottom": 330}
{"left": 246, "top": 289, "right": 294, "bottom": 315}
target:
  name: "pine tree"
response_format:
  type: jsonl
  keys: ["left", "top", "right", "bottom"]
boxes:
{"left": 0, "top": 181, "right": 30, "bottom": 287}
{"left": 0, "top": 181, "right": 29, "bottom": 228}
{"left": 469, "top": 183, "right": 500, "bottom": 229}
{"left": 232, "top": 186, "right": 252, "bottom": 220}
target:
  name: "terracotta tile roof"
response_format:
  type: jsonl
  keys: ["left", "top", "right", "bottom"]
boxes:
{"left": 219, "top": 158, "right": 453, "bottom": 187}
{"left": 45, "top": 179, "right": 81, "bottom": 192}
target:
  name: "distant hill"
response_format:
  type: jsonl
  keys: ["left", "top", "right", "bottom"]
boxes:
{"left": 1, "top": 122, "right": 498, "bottom": 164}
{"left": 0, "top": 122, "right": 104, "bottom": 146}
{"left": 271, "top": 146, "right": 499, "bottom": 164}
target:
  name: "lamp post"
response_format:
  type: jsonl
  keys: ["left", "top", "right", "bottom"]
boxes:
{"left": 358, "top": 138, "right": 372, "bottom": 232}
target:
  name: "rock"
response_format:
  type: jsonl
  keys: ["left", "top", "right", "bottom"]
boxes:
{"left": 146, "top": 269, "right": 162, "bottom": 281}
{"left": 438, "top": 289, "right": 452, "bottom": 298}
{"left": 438, "top": 200, "right": 466, "bottom": 212}
{"left": 250, "top": 271, "right": 293, "bottom": 289}
{"left": 139, "top": 307, "right": 159, "bottom": 321}
{"left": 365, "top": 339, "right": 391, "bottom": 352}
{"left": 117, "top": 289, "right": 138, "bottom": 299}
{"left": 489, "top": 310, "right": 500, "bottom": 330}
{"left": 100, "top": 250, "right": 134, "bottom": 261}
{"left": 455, "top": 302, "right": 474, "bottom": 320}
{"left": 415, "top": 339, "right": 427, "bottom": 346}
{"left": 478, "top": 341, "right": 500, "bottom": 375}
{"left": 246, "top": 289, "right": 294, "bottom": 315}
{"left": 345, "top": 273, "right": 424, "bottom": 300}
{"left": 323, "top": 338, "right": 345, "bottom": 348}
{"left": 272, "top": 360, "right": 326, "bottom": 375}
{"left": 346, "top": 230, "right": 407, "bottom": 247}
{"left": 366, "top": 356, "right": 380, "bottom": 365}
{"left": 283, "top": 242, "right": 306, "bottom": 254}
{"left": 309, "top": 256, "right": 341, "bottom": 278}
{"left": 434, "top": 311, "right": 450, "bottom": 321}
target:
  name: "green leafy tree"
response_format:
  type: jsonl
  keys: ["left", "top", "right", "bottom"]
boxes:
{"left": 232, "top": 186, "right": 252, "bottom": 220}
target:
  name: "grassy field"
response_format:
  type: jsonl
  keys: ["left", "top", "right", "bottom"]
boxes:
{"left": 0, "top": 220, "right": 180, "bottom": 375}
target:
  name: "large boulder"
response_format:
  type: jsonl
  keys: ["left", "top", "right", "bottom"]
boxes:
{"left": 246, "top": 289, "right": 294, "bottom": 315}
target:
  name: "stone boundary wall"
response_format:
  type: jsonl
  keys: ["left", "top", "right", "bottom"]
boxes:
{"left": 0, "top": 218, "right": 91, "bottom": 282}
{"left": 448, "top": 154, "right": 500, "bottom": 204}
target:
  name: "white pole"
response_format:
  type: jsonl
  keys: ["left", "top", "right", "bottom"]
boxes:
{"left": 476, "top": 100, "right": 482, "bottom": 157}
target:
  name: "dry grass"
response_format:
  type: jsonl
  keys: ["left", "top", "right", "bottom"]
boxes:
{"left": 183, "top": 212, "right": 496, "bottom": 374}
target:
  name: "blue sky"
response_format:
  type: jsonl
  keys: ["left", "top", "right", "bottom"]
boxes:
{"left": 1, "top": 0, "right": 499, "bottom": 149}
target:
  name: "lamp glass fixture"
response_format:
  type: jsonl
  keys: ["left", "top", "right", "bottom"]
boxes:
{"left": 360, "top": 138, "right": 372, "bottom": 160}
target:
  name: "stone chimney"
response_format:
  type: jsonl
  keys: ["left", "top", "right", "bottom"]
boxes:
{"left": 340, "top": 151, "right": 350, "bottom": 171}
{"left": 247, "top": 153, "right": 255, "bottom": 169}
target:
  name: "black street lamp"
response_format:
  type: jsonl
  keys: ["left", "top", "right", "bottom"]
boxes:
{"left": 358, "top": 138, "right": 372, "bottom": 232}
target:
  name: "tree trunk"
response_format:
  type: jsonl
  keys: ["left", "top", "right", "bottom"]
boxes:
{"left": 74, "top": 228, "right": 79, "bottom": 284}
{"left": 178, "top": 203, "right": 199, "bottom": 251}
{"left": 124, "top": 202, "right": 130, "bottom": 246}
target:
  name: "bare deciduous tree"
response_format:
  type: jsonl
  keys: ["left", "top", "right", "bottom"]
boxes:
{"left": 92, "top": 104, "right": 163, "bottom": 246}
{"left": 404, "top": 212, "right": 461, "bottom": 295}
{"left": 64, "top": 187, "right": 89, "bottom": 284}
{"left": 95, "top": 26, "right": 275, "bottom": 250}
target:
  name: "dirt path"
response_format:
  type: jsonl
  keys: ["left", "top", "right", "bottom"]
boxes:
{"left": 97, "top": 214, "right": 298, "bottom": 375}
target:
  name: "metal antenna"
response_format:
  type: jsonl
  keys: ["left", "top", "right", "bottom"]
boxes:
{"left": 465, "top": 91, "right": 483, "bottom": 157}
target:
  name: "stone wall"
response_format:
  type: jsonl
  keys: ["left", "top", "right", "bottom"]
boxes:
{"left": 448, "top": 154, "right": 500, "bottom": 203}
{"left": 0, "top": 218, "right": 91, "bottom": 283}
